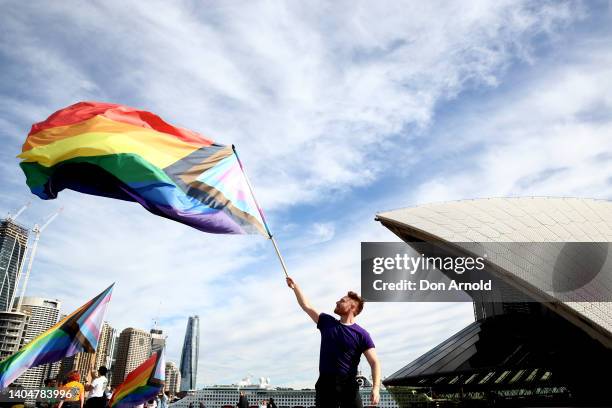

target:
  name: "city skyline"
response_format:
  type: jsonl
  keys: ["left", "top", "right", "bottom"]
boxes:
{"left": 0, "top": 260, "right": 190, "bottom": 390}
{"left": 0, "top": 213, "right": 185, "bottom": 388}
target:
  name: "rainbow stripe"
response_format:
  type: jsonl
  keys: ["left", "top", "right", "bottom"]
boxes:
{"left": 19, "top": 101, "right": 270, "bottom": 236}
{"left": 0, "top": 285, "right": 113, "bottom": 389}
{"left": 110, "top": 349, "right": 165, "bottom": 408}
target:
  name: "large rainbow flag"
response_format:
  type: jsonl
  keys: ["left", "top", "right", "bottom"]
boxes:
{"left": 110, "top": 349, "right": 165, "bottom": 408}
{"left": 18, "top": 101, "right": 270, "bottom": 236}
{"left": 0, "top": 285, "right": 113, "bottom": 389}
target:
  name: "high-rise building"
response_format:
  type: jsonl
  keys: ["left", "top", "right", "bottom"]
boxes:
{"left": 58, "top": 352, "right": 97, "bottom": 382}
{"left": 94, "top": 322, "right": 116, "bottom": 374}
{"left": 164, "top": 361, "right": 181, "bottom": 395}
{"left": 14, "top": 297, "right": 61, "bottom": 388}
{"left": 179, "top": 315, "right": 199, "bottom": 391}
{"left": 0, "top": 219, "right": 29, "bottom": 312}
{"left": 111, "top": 328, "right": 151, "bottom": 387}
{"left": 150, "top": 328, "right": 166, "bottom": 354}
{"left": 0, "top": 311, "right": 28, "bottom": 360}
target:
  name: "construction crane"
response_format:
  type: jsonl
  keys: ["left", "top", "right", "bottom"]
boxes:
{"left": 152, "top": 300, "right": 163, "bottom": 330}
{"left": 12, "top": 207, "right": 63, "bottom": 311}
{"left": 6, "top": 202, "right": 30, "bottom": 222}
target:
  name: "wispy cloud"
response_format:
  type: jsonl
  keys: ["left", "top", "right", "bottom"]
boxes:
{"left": 1, "top": 0, "right": 581, "bottom": 209}
{"left": 408, "top": 41, "right": 612, "bottom": 204}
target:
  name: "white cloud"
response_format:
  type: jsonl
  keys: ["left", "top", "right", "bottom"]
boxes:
{"left": 410, "top": 44, "right": 612, "bottom": 204}
{"left": 1, "top": 0, "right": 582, "bottom": 210}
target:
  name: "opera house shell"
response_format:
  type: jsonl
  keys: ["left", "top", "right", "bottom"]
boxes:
{"left": 376, "top": 197, "right": 612, "bottom": 407}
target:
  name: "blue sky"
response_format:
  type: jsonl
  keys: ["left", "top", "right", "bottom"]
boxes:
{"left": 1, "top": 0, "right": 611, "bottom": 388}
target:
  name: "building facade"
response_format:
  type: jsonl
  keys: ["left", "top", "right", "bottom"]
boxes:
{"left": 111, "top": 328, "right": 152, "bottom": 387}
{"left": 94, "top": 322, "right": 116, "bottom": 373}
{"left": 150, "top": 328, "right": 166, "bottom": 354}
{"left": 59, "top": 351, "right": 97, "bottom": 382}
{"left": 165, "top": 361, "right": 181, "bottom": 395}
{"left": 0, "top": 219, "right": 29, "bottom": 312}
{"left": 179, "top": 316, "right": 199, "bottom": 391}
{"left": 0, "top": 311, "right": 28, "bottom": 361}
{"left": 14, "top": 297, "right": 61, "bottom": 388}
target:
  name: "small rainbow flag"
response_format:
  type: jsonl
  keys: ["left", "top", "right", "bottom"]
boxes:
{"left": 19, "top": 101, "right": 270, "bottom": 236}
{"left": 0, "top": 285, "right": 113, "bottom": 389}
{"left": 110, "top": 349, "right": 165, "bottom": 408}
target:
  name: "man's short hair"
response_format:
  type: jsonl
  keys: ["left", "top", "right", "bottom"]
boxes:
{"left": 98, "top": 366, "right": 108, "bottom": 376}
{"left": 347, "top": 291, "right": 364, "bottom": 315}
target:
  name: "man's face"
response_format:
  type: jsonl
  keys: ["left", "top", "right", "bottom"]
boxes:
{"left": 334, "top": 295, "right": 356, "bottom": 316}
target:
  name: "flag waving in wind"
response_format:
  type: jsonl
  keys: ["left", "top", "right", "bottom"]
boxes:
{"left": 18, "top": 101, "right": 270, "bottom": 237}
{"left": 0, "top": 284, "right": 113, "bottom": 389}
{"left": 110, "top": 349, "right": 165, "bottom": 408}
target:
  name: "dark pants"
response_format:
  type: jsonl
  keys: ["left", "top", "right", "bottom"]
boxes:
{"left": 315, "top": 375, "right": 362, "bottom": 408}
{"left": 85, "top": 397, "right": 107, "bottom": 408}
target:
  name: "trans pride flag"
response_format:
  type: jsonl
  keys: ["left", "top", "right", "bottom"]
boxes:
{"left": 0, "top": 285, "right": 113, "bottom": 389}
{"left": 19, "top": 102, "right": 270, "bottom": 237}
{"left": 110, "top": 349, "right": 165, "bottom": 408}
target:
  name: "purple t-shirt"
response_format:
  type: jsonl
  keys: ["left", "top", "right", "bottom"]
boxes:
{"left": 317, "top": 313, "right": 375, "bottom": 377}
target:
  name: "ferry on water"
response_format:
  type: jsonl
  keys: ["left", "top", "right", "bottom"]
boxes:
{"left": 170, "top": 376, "right": 429, "bottom": 408}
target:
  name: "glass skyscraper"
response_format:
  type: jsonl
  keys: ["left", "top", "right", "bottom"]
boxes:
{"left": 0, "top": 219, "right": 29, "bottom": 312}
{"left": 179, "top": 315, "right": 199, "bottom": 391}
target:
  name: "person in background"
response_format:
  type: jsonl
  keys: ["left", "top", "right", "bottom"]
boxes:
{"left": 45, "top": 378, "right": 58, "bottom": 388}
{"left": 158, "top": 392, "right": 169, "bottom": 408}
{"left": 237, "top": 391, "right": 249, "bottom": 408}
{"left": 267, "top": 398, "right": 277, "bottom": 408}
{"left": 85, "top": 366, "right": 108, "bottom": 408}
{"left": 36, "top": 378, "right": 57, "bottom": 408}
{"left": 58, "top": 371, "right": 85, "bottom": 408}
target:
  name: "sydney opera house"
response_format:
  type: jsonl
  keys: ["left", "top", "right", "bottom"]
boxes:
{"left": 376, "top": 197, "right": 612, "bottom": 407}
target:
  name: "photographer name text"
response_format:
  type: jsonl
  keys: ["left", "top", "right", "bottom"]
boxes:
{"left": 372, "top": 279, "right": 492, "bottom": 291}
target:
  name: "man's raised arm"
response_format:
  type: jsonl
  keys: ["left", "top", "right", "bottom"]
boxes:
{"left": 286, "top": 277, "right": 319, "bottom": 324}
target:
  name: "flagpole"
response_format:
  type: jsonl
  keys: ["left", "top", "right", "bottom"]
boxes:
{"left": 232, "top": 145, "right": 289, "bottom": 278}
{"left": 269, "top": 236, "right": 289, "bottom": 277}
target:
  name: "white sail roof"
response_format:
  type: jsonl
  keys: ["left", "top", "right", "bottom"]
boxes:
{"left": 377, "top": 197, "right": 612, "bottom": 347}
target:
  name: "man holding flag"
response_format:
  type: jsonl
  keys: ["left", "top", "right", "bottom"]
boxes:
{"left": 286, "top": 277, "right": 381, "bottom": 408}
